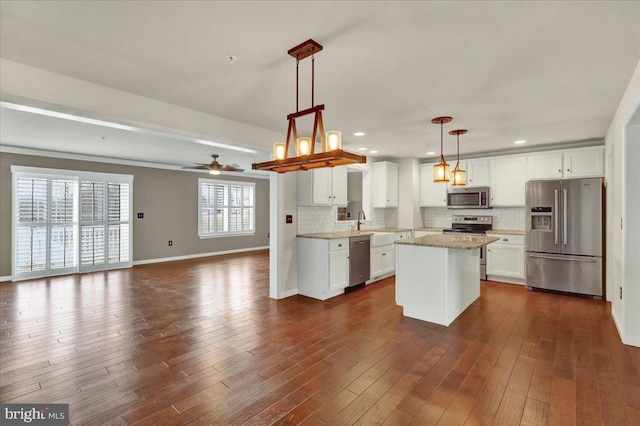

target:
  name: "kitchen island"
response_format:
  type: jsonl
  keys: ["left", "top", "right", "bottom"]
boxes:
{"left": 395, "top": 234, "right": 499, "bottom": 326}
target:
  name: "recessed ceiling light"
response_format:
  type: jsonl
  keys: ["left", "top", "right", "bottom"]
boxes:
{"left": 358, "top": 147, "right": 367, "bottom": 151}
{"left": 426, "top": 151, "right": 436, "bottom": 155}
{"left": 514, "top": 139, "right": 527, "bottom": 144}
{"left": 226, "top": 54, "right": 238, "bottom": 64}
{"left": 353, "top": 132, "right": 365, "bottom": 137}
{"left": 369, "top": 150, "right": 379, "bottom": 154}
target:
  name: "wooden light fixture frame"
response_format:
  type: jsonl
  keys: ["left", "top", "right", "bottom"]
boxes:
{"left": 253, "top": 39, "right": 366, "bottom": 173}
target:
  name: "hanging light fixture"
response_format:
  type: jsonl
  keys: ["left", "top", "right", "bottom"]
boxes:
{"left": 449, "top": 129, "right": 467, "bottom": 186}
{"left": 253, "top": 39, "right": 366, "bottom": 173}
{"left": 432, "top": 116, "right": 453, "bottom": 183}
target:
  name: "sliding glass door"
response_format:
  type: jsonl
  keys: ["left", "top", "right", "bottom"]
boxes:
{"left": 12, "top": 166, "right": 133, "bottom": 281}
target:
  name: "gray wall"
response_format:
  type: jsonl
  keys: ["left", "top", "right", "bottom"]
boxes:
{"left": 0, "top": 152, "right": 269, "bottom": 277}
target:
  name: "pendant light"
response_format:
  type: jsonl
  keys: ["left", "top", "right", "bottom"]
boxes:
{"left": 252, "top": 39, "right": 365, "bottom": 173}
{"left": 432, "top": 116, "right": 452, "bottom": 183}
{"left": 449, "top": 129, "right": 467, "bottom": 186}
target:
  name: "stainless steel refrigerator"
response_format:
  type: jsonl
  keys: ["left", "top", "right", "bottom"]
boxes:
{"left": 525, "top": 178, "right": 604, "bottom": 298}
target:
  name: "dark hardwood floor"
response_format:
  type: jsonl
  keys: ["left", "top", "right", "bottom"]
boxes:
{"left": 1, "top": 250, "right": 639, "bottom": 425}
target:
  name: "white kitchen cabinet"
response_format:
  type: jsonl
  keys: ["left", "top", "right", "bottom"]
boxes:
{"left": 486, "top": 234, "right": 525, "bottom": 283}
{"left": 489, "top": 156, "right": 527, "bottom": 206}
{"left": 526, "top": 147, "right": 604, "bottom": 180}
{"left": 371, "top": 245, "right": 394, "bottom": 278}
{"left": 464, "top": 159, "right": 490, "bottom": 187}
{"left": 526, "top": 152, "right": 563, "bottom": 180}
{"left": 419, "top": 164, "right": 447, "bottom": 207}
{"left": 370, "top": 232, "right": 396, "bottom": 280}
{"left": 328, "top": 246, "right": 349, "bottom": 292}
{"left": 372, "top": 161, "right": 398, "bottom": 207}
{"left": 298, "top": 237, "right": 349, "bottom": 300}
{"left": 563, "top": 147, "right": 604, "bottom": 178}
{"left": 297, "top": 165, "right": 348, "bottom": 206}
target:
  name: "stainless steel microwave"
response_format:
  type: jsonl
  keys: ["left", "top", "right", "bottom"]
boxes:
{"left": 447, "top": 186, "right": 491, "bottom": 209}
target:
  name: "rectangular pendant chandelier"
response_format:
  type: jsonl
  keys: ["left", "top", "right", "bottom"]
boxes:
{"left": 252, "top": 39, "right": 366, "bottom": 173}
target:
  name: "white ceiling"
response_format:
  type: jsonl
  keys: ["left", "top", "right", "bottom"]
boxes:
{"left": 1, "top": 1, "right": 639, "bottom": 165}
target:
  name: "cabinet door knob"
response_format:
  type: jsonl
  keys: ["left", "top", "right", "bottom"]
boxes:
{"left": 338, "top": 243, "right": 342, "bottom": 247}
{"left": 487, "top": 249, "right": 491, "bottom": 252}
{"left": 567, "top": 169, "right": 570, "bottom": 172}
{"left": 558, "top": 169, "right": 561, "bottom": 172}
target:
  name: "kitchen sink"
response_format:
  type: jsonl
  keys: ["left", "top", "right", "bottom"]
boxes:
{"left": 371, "top": 232, "right": 395, "bottom": 247}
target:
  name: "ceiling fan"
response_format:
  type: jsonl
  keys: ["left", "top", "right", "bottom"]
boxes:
{"left": 183, "top": 154, "right": 244, "bottom": 175}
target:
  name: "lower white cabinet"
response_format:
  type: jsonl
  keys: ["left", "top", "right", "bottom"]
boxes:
{"left": 298, "top": 237, "right": 349, "bottom": 300}
{"left": 486, "top": 234, "right": 525, "bottom": 283}
{"left": 371, "top": 245, "right": 394, "bottom": 278}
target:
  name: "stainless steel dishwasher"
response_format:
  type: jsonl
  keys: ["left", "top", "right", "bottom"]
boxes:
{"left": 349, "top": 235, "right": 371, "bottom": 286}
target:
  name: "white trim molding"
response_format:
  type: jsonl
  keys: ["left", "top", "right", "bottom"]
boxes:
{"left": 132, "top": 246, "right": 269, "bottom": 266}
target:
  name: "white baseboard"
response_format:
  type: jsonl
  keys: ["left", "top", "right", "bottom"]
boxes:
{"left": 0, "top": 275, "right": 12, "bottom": 282}
{"left": 278, "top": 288, "right": 299, "bottom": 299}
{"left": 612, "top": 308, "right": 624, "bottom": 341}
{"left": 487, "top": 275, "right": 526, "bottom": 286}
{"left": 133, "top": 246, "right": 269, "bottom": 266}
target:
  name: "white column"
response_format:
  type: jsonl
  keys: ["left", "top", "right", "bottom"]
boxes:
{"left": 269, "top": 172, "right": 299, "bottom": 299}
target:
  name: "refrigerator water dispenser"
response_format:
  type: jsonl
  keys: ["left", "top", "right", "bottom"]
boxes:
{"left": 531, "top": 207, "right": 552, "bottom": 231}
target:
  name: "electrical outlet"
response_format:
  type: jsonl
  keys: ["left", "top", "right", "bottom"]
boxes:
{"left": 286, "top": 214, "right": 293, "bottom": 224}
{"left": 137, "top": 212, "right": 144, "bottom": 219}
{"left": 168, "top": 240, "right": 173, "bottom": 247}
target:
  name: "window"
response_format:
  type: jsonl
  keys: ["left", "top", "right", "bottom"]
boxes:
{"left": 199, "top": 178, "right": 255, "bottom": 238}
{"left": 12, "top": 166, "right": 133, "bottom": 281}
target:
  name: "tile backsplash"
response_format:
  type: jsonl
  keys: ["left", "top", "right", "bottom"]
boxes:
{"left": 422, "top": 207, "right": 526, "bottom": 231}
{"left": 298, "top": 206, "right": 386, "bottom": 234}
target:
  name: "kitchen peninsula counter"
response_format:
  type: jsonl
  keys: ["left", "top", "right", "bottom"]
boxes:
{"left": 297, "top": 230, "right": 374, "bottom": 239}
{"left": 395, "top": 234, "right": 498, "bottom": 326}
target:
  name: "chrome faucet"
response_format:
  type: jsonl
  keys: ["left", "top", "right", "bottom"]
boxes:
{"left": 357, "top": 210, "right": 366, "bottom": 231}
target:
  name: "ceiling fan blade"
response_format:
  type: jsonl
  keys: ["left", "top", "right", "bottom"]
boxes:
{"left": 222, "top": 164, "right": 244, "bottom": 172}
{"left": 182, "top": 164, "right": 210, "bottom": 170}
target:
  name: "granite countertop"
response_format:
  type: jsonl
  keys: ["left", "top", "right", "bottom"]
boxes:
{"left": 365, "top": 227, "right": 413, "bottom": 233}
{"left": 414, "top": 227, "right": 444, "bottom": 232}
{"left": 486, "top": 230, "right": 525, "bottom": 236}
{"left": 297, "top": 230, "right": 375, "bottom": 239}
{"left": 395, "top": 234, "right": 499, "bottom": 250}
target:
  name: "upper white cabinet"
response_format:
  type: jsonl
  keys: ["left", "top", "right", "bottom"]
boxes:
{"left": 464, "top": 159, "right": 490, "bottom": 187}
{"left": 419, "top": 163, "right": 447, "bottom": 207}
{"left": 526, "top": 152, "right": 563, "bottom": 180}
{"left": 563, "top": 147, "right": 604, "bottom": 179}
{"left": 298, "top": 166, "right": 348, "bottom": 206}
{"left": 527, "top": 147, "right": 604, "bottom": 180}
{"left": 372, "top": 161, "right": 398, "bottom": 208}
{"left": 489, "top": 156, "right": 527, "bottom": 206}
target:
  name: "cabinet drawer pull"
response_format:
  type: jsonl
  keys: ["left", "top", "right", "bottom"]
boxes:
{"left": 502, "top": 238, "right": 509, "bottom": 241}
{"left": 382, "top": 253, "right": 386, "bottom": 256}
{"left": 338, "top": 243, "right": 342, "bottom": 247}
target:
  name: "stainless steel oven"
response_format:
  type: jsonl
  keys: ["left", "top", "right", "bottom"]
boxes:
{"left": 443, "top": 215, "right": 493, "bottom": 280}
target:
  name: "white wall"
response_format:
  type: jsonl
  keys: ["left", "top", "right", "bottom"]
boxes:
{"left": 605, "top": 58, "right": 640, "bottom": 346}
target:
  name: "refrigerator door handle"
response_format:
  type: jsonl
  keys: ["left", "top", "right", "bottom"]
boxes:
{"left": 528, "top": 253, "right": 598, "bottom": 262}
{"left": 563, "top": 188, "right": 568, "bottom": 245}
{"left": 554, "top": 189, "right": 559, "bottom": 244}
